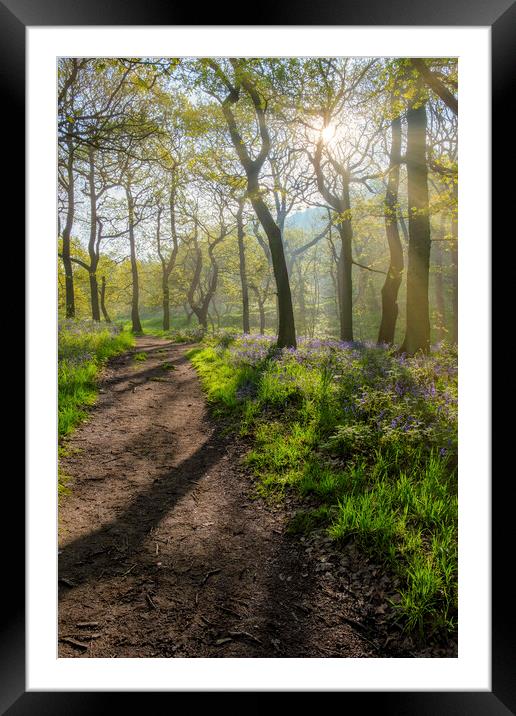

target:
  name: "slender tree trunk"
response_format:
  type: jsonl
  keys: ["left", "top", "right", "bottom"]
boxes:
{"left": 400, "top": 96, "right": 431, "bottom": 355}
{"left": 434, "top": 213, "right": 446, "bottom": 342}
{"left": 183, "top": 303, "right": 193, "bottom": 326}
{"left": 162, "top": 277, "right": 171, "bottom": 331}
{"left": 450, "top": 187, "right": 458, "bottom": 345}
{"left": 312, "top": 143, "right": 353, "bottom": 342}
{"left": 61, "top": 139, "right": 76, "bottom": 318}
{"left": 251, "top": 285, "right": 266, "bottom": 334}
{"left": 252, "top": 222, "right": 278, "bottom": 335}
{"left": 188, "top": 231, "right": 223, "bottom": 334}
{"left": 311, "top": 257, "right": 320, "bottom": 339}
{"left": 398, "top": 211, "right": 409, "bottom": 244}
{"left": 212, "top": 299, "right": 221, "bottom": 329}
{"left": 187, "top": 241, "right": 203, "bottom": 326}
{"left": 258, "top": 300, "right": 266, "bottom": 334}
{"left": 126, "top": 187, "right": 142, "bottom": 334}
{"left": 99, "top": 275, "right": 111, "bottom": 322}
{"left": 378, "top": 116, "right": 404, "bottom": 345}
{"left": 337, "top": 190, "right": 354, "bottom": 342}
{"left": 296, "top": 263, "right": 307, "bottom": 338}
{"left": 87, "top": 147, "right": 101, "bottom": 321}
{"left": 329, "top": 258, "right": 340, "bottom": 329}
{"left": 237, "top": 200, "right": 250, "bottom": 333}
{"left": 156, "top": 203, "right": 177, "bottom": 333}
{"left": 89, "top": 271, "right": 100, "bottom": 321}
{"left": 156, "top": 206, "right": 171, "bottom": 332}
{"left": 161, "top": 181, "right": 179, "bottom": 331}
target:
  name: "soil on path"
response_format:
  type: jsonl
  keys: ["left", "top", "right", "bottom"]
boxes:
{"left": 58, "top": 336, "right": 429, "bottom": 658}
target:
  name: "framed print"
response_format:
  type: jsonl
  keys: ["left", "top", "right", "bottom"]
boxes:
{"left": 4, "top": 0, "right": 509, "bottom": 710}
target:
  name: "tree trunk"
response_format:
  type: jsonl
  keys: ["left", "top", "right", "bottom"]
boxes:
{"left": 296, "top": 263, "right": 307, "bottom": 338}
{"left": 248, "top": 188, "right": 296, "bottom": 348}
{"left": 217, "top": 70, "right": 296, "bottom": 348}
{"left": 162, "top": 278, "right": 170, "bottom": 331}
{"left": 87, "top": 147, "right": 101, "bottom": 322}
{"left": 433, "top": 214, "right": 446, "bottom": 342}
{"left": 126, "top": 188, "right": 143, "bottom": 334}
{"left": 258, "top": 300, "right": 266, "bottom": 334}
{"left": 212, "top": 298, "right": 221, "bottom": 329}
{"left": 450, "top": 186, "right": 458, "bottom": 345}
{"left": 398, "top": 210, "right": 409, "bottom": 244}
{"left": 312, "top": 140, "right": 353, "bottom": 342}
{"left": 337, "top": 202, "right": 353, "bottom": 342}
{"left": 99, "top": 275, "right": 111, "bottom": 322}
{"left": 329, "top": 259, "right": 340, "bottom": 329}
{"left": 310, "top": 257, "right": 321, "bottom": 339}
{"left": 378, "top": 116, "right": 404, "bottom": 345}
{"left": 195, "top": 308, "right": 208, "bottom": 330}
{"left": 252, "top": 223, "right": 276, "bottom": 335}
{"left": 187, "top": 241, "right": 203, "bottom": 326}
{"left": 184, "top": 303, "right": 193, "bottom": 326}
{"left": 160, "top": 182, "right": 179, "bottom": 332}
{"left": 61, "top": 139, "right": 76, "bottom": 318}
{"left": 250, "top": 285, "right": 266, "bottom": 334}
{"left": 89, "top": 272, "right": 101, "bottom": 322}
{"left": 400, "top": 97, "right": 431, "bottom": 355}
{"left": 156, "top": 204, "right": 175, "bottom": 332}
{"left": 187, "top": 229, "right": 224, "bottom": 333}
{"left": 237, "top": 200, "right": 250, "bottom": 333}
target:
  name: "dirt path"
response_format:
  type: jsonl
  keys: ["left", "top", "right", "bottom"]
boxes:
{"left": 58, "top": 336, "right": 415, "bottom": 658}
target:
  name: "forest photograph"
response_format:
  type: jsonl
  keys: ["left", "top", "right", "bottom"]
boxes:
{"left": 57, "top": 56, "right": 458, "bottom": 659}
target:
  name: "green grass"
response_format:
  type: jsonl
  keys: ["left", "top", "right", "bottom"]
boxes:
{"left": 120, "top": 315, "right": 206, "bottom": 343}
{"left": 58, "top": 320, "right": 134, "bottom": 493}
{"left": 133, "top": 351, "right": 148, "bottom": 361}
{"left": 188, "top": 335, "right": 458, "bottom": 641}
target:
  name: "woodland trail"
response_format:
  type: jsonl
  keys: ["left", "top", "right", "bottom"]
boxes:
{"left": 58, "top": 336, "right": 410, "bottom": 658}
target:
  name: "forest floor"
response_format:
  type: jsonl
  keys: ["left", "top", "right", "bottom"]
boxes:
{"left": 58, "top": 336, "right": 442, "bottom": 658}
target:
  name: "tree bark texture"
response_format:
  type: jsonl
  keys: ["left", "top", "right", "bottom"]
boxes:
{"left": 61, "top": 139, "right": 76, "bottom": 318}
{"left": 126, "top": 187, "right": 143, "bottom": 334}
{"left": 237, "top": 199, "right": 250, "bottom": 334}
{"left": 400, "top": 98, "right": 432, "bottom": 355}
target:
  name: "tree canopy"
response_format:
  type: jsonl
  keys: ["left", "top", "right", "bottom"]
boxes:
{"left": 58, "top": 56, "right": 458, "bottom": 352}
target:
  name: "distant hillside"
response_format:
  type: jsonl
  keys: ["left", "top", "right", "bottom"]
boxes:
{"left": 286, "top": 207, "right": 327, "bottom": 231}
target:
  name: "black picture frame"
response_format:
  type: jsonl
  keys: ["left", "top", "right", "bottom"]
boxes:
{"left": 6, "top": 0, "right": 508, "bottom": 711}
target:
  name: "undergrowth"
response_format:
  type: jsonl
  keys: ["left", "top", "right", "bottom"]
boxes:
{"left": 188, "top": 334, "right": 458, "bottom": 641}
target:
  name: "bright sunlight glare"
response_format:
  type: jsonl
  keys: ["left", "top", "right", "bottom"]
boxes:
{"left": 321, "top": 123, "right": 336, "bottom": 144}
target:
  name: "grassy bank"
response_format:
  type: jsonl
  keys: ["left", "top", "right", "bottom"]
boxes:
{"left": 188, "top": 334, "right": 458, "bottom": 640}
{"left": 58, "top": 320, "right": 134, "bottom": 493}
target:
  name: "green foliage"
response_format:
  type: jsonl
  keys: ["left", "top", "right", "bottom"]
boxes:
{"left": 187, "top": 345, "right": 258, "bottom": 416}
{"left": 166, "top": 327, "right": 206, "bottom": 343}
{"left": 329, "top": 452, "right": 457, "bottom": 635}
{"left": 133, "top": 351, "right": 148, "bottom": 361}
{"left": 58, "top": 320, "right": 134, "bottom": 492}
{"left": 126, "top": 315, "right": 206, "bottom": 343}
{"left": 190, "top": 334, "right": 458, "bottom": 640}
